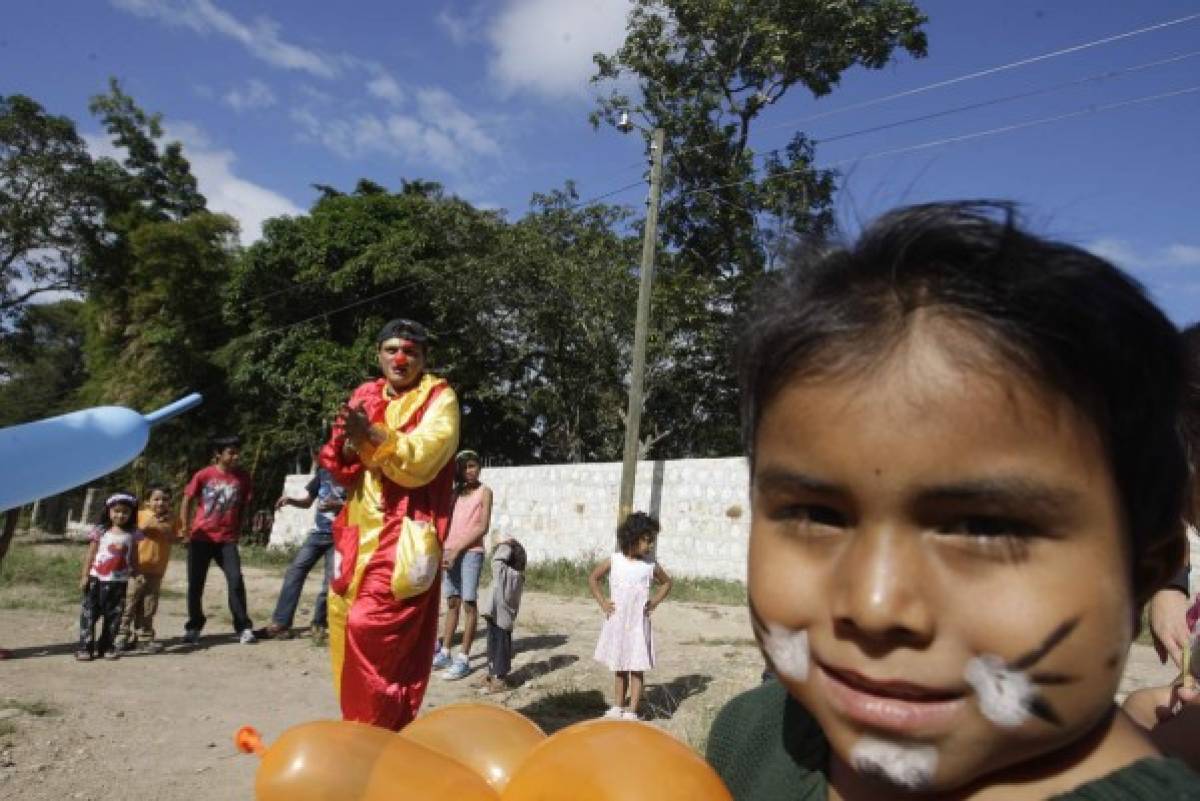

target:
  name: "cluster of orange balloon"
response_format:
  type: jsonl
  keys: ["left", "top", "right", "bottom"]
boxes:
{"left": 236, "top": 702, "right": 732, "bottom": 800}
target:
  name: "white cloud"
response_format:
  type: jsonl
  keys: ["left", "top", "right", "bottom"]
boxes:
{"left": 84, "top": 125, "right": 303, "bottom": 245}
{"left": 437, "top": 6, "right": 490, "bottom": 45}
{"left": 223, "top": 78, "right": 277, "bottom": 111}
{"left": 487, "top": 0, "right": 633, "bottom": 99}
{"left": 437, "top": 9, "right": 472, "bottom": 45}
{"left": 1166, "top": 245, "right": 1200, "bottom": 267}
{"left": 366, "top": 71, "right": 405, "bottom": 106}
{"left": 292, "top": 90, "right": 501, "bottom": 173}
{"left": 111, "top": 0, "right": 339, "bottom": 78}
{"left": 1087, "top": 238, "right": 1200, "bottom": 272}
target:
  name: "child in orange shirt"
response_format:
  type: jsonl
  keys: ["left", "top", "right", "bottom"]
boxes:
{"left": 118, "top": 485, "right": 180, "bottom": 653}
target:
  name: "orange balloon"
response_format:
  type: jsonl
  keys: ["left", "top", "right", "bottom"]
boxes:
{"left": 500, "top": 720, "right": 733, "bottom": 801}
{"left": 401, "top": 703, "right": 546, "bottom": 790}
{"left": 246, "top": 719, "right": 500, "bottom": 801}
{"left": 365, "top": 735, "right": 500, "bottom": 800}
{"left": 253, "top": 720, "right": 395, "bottom": 801}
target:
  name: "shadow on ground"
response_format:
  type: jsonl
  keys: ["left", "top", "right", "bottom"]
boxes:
{"left": 643, "top": 673, "right": 712, "bottom": 720}
{"left": 512, "top": 633, "right": 568, "bottom": 653}
{"left": 508, "top": 653, "right": 578, "bottom": 688}
{"left": 517, "top": 686, "right": 609, "bottom": 733}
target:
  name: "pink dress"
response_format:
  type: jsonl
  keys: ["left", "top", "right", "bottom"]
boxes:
{"left": 593, "top": 552, "right": 656, "bottom": 671}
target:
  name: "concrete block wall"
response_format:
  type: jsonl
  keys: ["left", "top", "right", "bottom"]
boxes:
{"left": 269, "top": 457, "right": 753, "bottom": 581}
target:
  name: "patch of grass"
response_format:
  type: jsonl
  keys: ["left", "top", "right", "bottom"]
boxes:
{"left": 516, "top": 682, "right": 608, "bottom": 733}
{"left": 0, "top": 698, "right": 60, "bottom": 738}
{"left": 524, "top": 557, "right": 747, "bottom": 606}
{"left": 681, "top": 635, "right": 757, "bottom": 648}
{"left": 679, "top": 703, "right": 720, "bottom": 753}
{"left": 237, "top": 544, "right": 298, "bottom": 572}
{"left": 0, "top": 543, "right": 83, "bottom": 609}
{"left": 1, "top": 698, "right": 58, "bottom": 717}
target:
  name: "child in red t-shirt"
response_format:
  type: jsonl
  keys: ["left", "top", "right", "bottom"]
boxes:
{"left": 180, "top": 435, "right": 256, "bottom": 645}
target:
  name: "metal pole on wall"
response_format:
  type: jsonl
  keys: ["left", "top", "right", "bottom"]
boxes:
{"left": 617, "top": 126, "right": 666, "bottom": 524}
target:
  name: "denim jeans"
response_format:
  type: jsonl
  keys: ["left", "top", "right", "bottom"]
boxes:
{"left": 270, "top": 530, "right": 334, "bottom": 629}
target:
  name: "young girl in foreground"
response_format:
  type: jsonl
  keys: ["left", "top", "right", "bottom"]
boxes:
{"left": 590, "top": 512, "right": 673, "bottom": 721}
{"left": 707, "top": 202, "right": 1200, "bottom": 799}
{"left": 77, "top": 493, "right": 143, "bottom": 661}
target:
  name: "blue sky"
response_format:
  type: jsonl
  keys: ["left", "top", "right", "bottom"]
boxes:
{"left": 3, "top": 0, "right": 1199, "bottom": 322}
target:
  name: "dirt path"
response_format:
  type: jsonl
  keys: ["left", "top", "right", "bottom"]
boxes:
{"left": 0, "top": 551, "right": 1178, "bottom": 800}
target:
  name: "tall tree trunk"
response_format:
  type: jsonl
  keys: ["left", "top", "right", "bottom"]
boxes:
{"left": 0, "top": 508, "right": 18, "bottom": 568}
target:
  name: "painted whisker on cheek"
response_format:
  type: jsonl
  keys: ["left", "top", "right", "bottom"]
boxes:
{"left": 850, "top": 736, "right": 938, "bottom": 790}
{"left": 965, "top": 616, "right": 1081, "bottom": 728}
{"left": 750, "top": 604, "right": 810, "bottom": 682}
{"left": 965, "top": 655, "right": 1037, "bottom": 728}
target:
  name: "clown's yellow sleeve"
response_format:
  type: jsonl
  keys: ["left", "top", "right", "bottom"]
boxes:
{"left": 358, "top": 382, "right": 460, "bottom": 488}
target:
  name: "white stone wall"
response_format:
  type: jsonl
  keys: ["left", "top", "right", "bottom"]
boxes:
{"left": 269, "top": 457, "right": 752, "bottom": 581}
{"left": 268, "top": 461, "right": 1200, "bottom": 589}
{"left": 267, "top": 473, "right": 324, "bottom": 548}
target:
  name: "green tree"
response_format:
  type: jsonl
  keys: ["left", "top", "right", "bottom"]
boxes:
{"left": 0, "top": 300, "right": 87, "bottom": 426}
{"left": 88, "top": 78, "right": 206, "bottom": 221}
{"left": 0, "top": 95, "right": 99, "bottom": 321}
{"left": 223, "top": 180, "right": 639, "bottom": 468}
{"left": 591, "top": 0, "right": 928, "bottom": 456}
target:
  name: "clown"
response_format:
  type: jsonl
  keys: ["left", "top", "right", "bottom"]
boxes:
{"left": 319, "top": 318, "right": 460, "bottom": 729}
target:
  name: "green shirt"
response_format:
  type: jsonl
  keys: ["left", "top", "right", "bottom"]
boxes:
{"left": 706, "top": 680, "right": 1200, "bottom": 800}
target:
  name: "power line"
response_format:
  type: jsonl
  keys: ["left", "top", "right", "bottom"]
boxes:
{"left": 762, "top": 11, "right": 1200, "bottom": 131}
{"left": 656, "top": 11, "right": 1200, "bottom": 166}
{"left": 679, "top": 83, "right": 1200, "bottom": 199}
{"left": 6, "top": 270, "right": 450, "bottom": 416}
{"left": 808, "top": 50, "right": 1200, "bottom": 149}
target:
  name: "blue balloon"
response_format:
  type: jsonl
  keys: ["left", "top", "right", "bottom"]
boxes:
{"left": 0, "top": 393, "right": 202, "bottom": 512}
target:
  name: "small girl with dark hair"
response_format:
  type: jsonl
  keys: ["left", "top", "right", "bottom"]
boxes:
{"left": 589, "top": 511, "right": 673, "bottom": 720}
{"left": 77, "top": 492, "right": 143, "bottom": 661}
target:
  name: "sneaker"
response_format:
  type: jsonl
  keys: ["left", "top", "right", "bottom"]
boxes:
{"left": 602, "top": 706, "right": 624, "bottom": 719}
{"left": 432, "top": 649, "right": 452, "bottom": 670}
{"left": 480, "top": 676, "right": 509, "bottom": 694}
{"left": 621, "top": 710, "right": 640, "bottom": 721}
{"left": 116, "top": 635, "right": 134, "bottom": 652}
{"left": 239, "top": 629, "right": 258, "bottom": 645}
{"left": 443, "top": 656, "right": 471, "bottom": 681}
{"left": 141, "top": 640, "right": 164, "bottom": 654}
{"left": 103, "top": 650, "right": 120, "bottom": 661}
{"left": 255, "top": 623, "right": 290, "bottom": 641}
{"left": 182, "top": 629, "right": 201, "bottom": 645}
{"left": 75, "top": 650, "right": 93, "bottom": 662}
{"left": 310, "top": 626, "right": 327, "bottom": 646}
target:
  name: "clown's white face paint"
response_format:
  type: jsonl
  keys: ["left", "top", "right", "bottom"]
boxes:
{"left": 964, "top": 654, "right": 1035, "bottom": 728}
{"left": 850, "top": 736, "right": 938, "bottom": 790}
{"left": 759, "top": 622, "right": 810, "bottom": 682}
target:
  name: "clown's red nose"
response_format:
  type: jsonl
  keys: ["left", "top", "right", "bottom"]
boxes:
{"left": 392, "top": 353, "right": 409, "bottom": 369}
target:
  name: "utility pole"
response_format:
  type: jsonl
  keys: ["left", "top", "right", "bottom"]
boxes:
{"left": 617, "top": 126, "right": 666, "bottom": 524}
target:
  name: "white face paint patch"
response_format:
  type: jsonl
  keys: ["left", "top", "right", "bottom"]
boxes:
{"left": 759, "top": 623, "right": 810, "bottom": 682}
{"left": 850, "top": 736, "right": 938, "bottom": 790}
{"left": 964, "top": 654, "right": 1035, "bottom": 728}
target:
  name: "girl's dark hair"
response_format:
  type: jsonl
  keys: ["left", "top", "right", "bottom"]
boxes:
{"left": 737, "top": 201, "right": 1186, "bottom": 603}
{"left": 454, "top": 450, "right": 481, "bottom": 494}
{"left": 146, "top": 483, "right": 172, "bottom": 498}
{"left": 97, "top": 491, "right": 139, "bottom": 531}
{"left": 617, "top": 512, "right": 661, "bottom": 557}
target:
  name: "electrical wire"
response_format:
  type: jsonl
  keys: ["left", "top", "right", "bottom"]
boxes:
{"left": 678, "top": 83, "right": 1200, "bottom": 199}
{"left": 647, "top": 11, "right": 1200, "bottom": 167}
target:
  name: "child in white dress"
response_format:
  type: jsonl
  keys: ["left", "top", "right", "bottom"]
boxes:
{"left": 589, "top": 512, "right": 673, "bottom": 720}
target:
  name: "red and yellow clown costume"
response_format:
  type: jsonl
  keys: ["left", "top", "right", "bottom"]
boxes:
{"left": 319, "top": 372, "right": 459, "bottom": 730}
